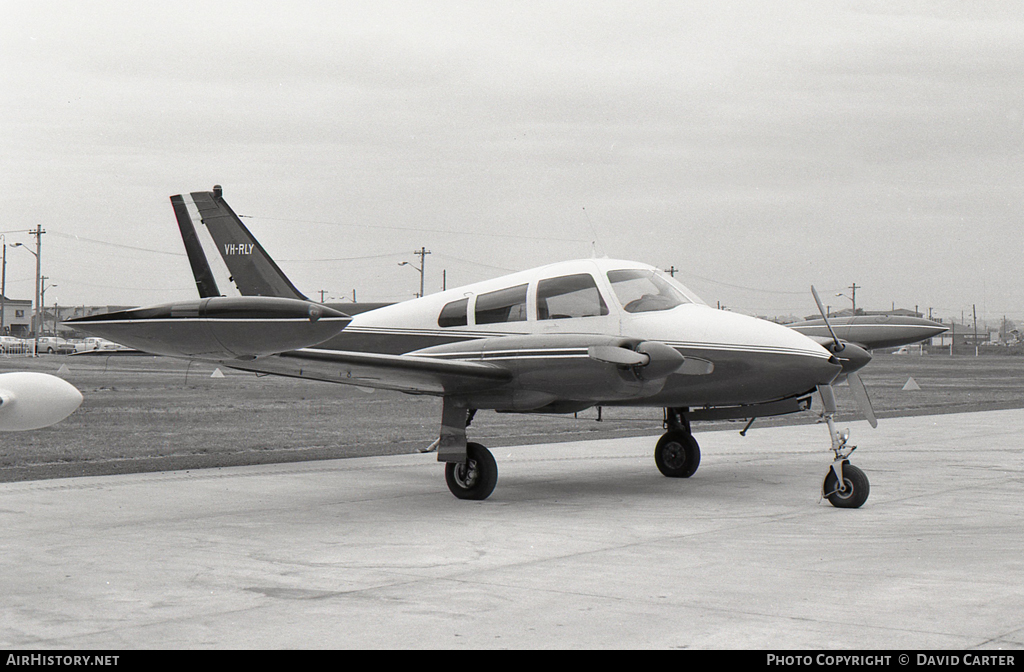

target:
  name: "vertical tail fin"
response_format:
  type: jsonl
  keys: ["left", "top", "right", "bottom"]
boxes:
{"left": 170, "top": 185, "right": 308, "bottom": 301}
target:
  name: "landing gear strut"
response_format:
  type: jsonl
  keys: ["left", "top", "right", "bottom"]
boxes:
{"left": 656, "top": 408, "right": 701, "bottom": 478}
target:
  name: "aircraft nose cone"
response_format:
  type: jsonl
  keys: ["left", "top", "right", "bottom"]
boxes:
{"left": 0, "top": 372, "right": 83, "bottom": 431}
{"left": 760, "top": 333, "right": 842, "bottom": 397}
{"left": 921, "top": 319, "right": 950, "bottom": 340}
{"left": 703, "top": 310, "right": 842, "bottom": 401}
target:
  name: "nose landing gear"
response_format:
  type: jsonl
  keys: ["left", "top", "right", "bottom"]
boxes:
{"left": 818, "top": 385, "right": 870, "bottom": 509}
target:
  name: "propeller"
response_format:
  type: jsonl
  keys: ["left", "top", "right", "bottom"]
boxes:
{"left": 847, "top": 371, "right": 877, "bottom": 428}
{"left": 810, "top": 286, "right": 877, "bottom": 428}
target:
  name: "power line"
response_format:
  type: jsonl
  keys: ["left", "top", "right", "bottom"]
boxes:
{"left": 49, "top": 232, "right": 185, "bottom": 257}
{"left": 239, "top": 214, "right": 588, "bottom": 243}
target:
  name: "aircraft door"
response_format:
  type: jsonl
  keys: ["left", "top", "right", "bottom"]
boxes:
{"left": 534, "top": 273, "right": 618, "bottom": 335}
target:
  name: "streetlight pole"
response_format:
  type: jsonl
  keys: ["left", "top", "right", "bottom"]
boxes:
{"left": 41, "top": 278, "right": 56, "bottom": 336}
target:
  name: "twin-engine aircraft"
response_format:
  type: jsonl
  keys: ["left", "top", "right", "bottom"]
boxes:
{"left": 71, "top": 186, "right": 933, "bottom": 508}
{"left": 788, "top": 314, "right": 948, "bottom": 352}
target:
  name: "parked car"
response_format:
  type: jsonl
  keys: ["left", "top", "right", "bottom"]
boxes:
{"left": 0, "top": 336, "right": 25, "bottom": 354}
{"left": 76, "top": 337, "right": 127, "bottom": 352}
{"left": 35, "top": 337, "right": 75, "bottom": 354}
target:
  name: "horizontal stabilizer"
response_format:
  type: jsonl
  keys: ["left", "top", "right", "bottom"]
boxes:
{"left": 68, "top": 297, "right": 350, "bottom": 360}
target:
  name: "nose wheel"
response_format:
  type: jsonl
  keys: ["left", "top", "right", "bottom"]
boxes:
{"left": 822, "top": 461, "right": 869, "bottom": 508}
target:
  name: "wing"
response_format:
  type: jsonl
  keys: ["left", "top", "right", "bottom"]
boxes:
{"left": 217, "top": 334, "right": 709, "bottom": 403}
{"left": 224, "top": 348, "right": 513, "bottom": 395}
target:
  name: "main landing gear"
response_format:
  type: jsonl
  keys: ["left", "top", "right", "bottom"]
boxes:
{"left": 444, "top": 442, "right": 498, "bottom": 501}
{"left": 656, "top": 408, "right": 701, "bottom": 478}
{"left": 435, "top": 400, "right": 499, "bottom": 500}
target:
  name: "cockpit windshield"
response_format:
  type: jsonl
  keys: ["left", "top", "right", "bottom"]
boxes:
{"left": 607, "top": 269, "right": 702, "bottom": 313}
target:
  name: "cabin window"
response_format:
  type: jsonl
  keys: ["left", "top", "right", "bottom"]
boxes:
{"left": 438, "top": 298, "right": 468, "bottom": 327}
{"left": 475, "top": 284, "right": 528, "bottom": 324}
{"left": 607, "top": 269, "right": 691, "bottom": 313}
{"left": 537, "top": 273, "right": 608, "bottom": 320}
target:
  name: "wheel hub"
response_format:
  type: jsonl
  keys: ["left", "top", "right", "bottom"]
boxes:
{"left": 453, "top": 459, "right": 479, "bottom": 489}
{"left": 662, "top": 442, "right": 688, "bottom": 470}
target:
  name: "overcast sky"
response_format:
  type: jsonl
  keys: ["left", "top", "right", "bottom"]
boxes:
{"left": 2, "top": 1, "right": 1022, "bottom": 323}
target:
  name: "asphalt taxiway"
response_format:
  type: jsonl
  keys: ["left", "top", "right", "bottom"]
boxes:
{"left": 2, "top": 409, "right": 1023, "bottom": 649}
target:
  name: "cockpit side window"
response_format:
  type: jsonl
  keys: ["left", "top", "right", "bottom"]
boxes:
{"left": 607, "top": 269, "right": 691, "bottom": 313}
{"left": 537, "top": 273, "right": 608, "bottom": 320}
{"left": 438, "top": 298, "right": 468, "bottom": 328}
{"left": 475, "top": 284, "right": 528, "bottom": 324}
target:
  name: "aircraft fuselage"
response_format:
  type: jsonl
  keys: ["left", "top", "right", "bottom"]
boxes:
{"left": 303, "top": 258, "right": 840, "bottom": 411}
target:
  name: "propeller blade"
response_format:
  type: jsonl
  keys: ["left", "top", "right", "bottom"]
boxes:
{"left": 847, "top": 371, "right": 878, "bottom": 428}
{"left": 810, "top": 285, "right": 842, "bottom": 351}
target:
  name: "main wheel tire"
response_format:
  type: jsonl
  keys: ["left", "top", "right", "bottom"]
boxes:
{"left": 823, "top": 462, "right": 869, "bottom": 509}
{"left": 445, "top": 442, "right": 498, "bottom": 500}
{"left": 655, "top": 430, "right": 700, "bottom": 478}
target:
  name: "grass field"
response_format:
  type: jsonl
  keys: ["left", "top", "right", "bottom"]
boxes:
{"left": 1, "top": 352, "right": 1022, "bottom": 482}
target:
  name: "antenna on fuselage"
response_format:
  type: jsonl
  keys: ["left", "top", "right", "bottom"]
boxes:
{"left": 581, "top": 206, "right": 606, "bottom": 258}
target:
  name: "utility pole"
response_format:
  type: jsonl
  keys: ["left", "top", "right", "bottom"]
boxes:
{"left": 318, "top": 289, "right": 328, "bottom": 303}
{"left": 663, "top": 265, "right": 678, "bottom": 277}
{"left": 415, "top": 247, "right": 430, "bottom": 298}
{"left": 849, "top": 282, "right": 859, "bottom": 314}
{"left": 30, "top": 226, "right": 43, "bottom": 355}
{"left": 973, "top": 304, "right": 978, "bottom": 356}
{"left": 1, "top": 235, "right": 6, "bottom": 335}
{"left": 399, "top": 247, "right": 431, "bottom": 298}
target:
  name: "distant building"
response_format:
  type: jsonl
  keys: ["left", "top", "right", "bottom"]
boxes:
{"left": 0, "top": 296, "right": 33, "bottom": 337}
{"left": 932, "top": 321, "right": 992, "bottom": 347}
